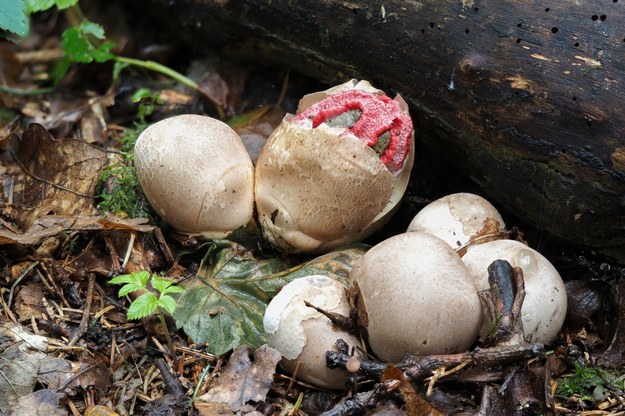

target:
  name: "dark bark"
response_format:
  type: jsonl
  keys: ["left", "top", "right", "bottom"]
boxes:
{"left": 147, "top": 0, "right": 625, "bottom": 249}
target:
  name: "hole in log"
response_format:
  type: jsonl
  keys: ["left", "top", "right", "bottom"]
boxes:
{"left": 592, "top": 14, "right": 599, "bottom": 21}
{"left": 545, "top": 7, "right": 550, "bottom": 12}
{"left": 551, "top": 27, "right": 559, "bottom": 33}
{"left": 600, "top": 15, "right": 607, "bottom": 21}
{"left": 575, "top": 42, "right": 580, "bottom": 47}
{"left": 465, "top": 28, "right": 470, "bottom": 34}
{"left": 516, "top": 38, "right": 522, "bottom": 43}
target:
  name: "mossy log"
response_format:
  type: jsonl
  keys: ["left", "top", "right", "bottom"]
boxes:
{"left": 148, "top": 0, "right": 625, "bottom": 249}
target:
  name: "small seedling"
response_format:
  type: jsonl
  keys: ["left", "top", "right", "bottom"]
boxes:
{"left": 110, "top": 270, "right": 183, "bottom": 364}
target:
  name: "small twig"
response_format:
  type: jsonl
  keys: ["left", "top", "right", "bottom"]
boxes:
{"left": 121, "top": 232, "right": 136, "bottom": 271}
{"left": 67, "top": 272, "right": 95, "bottom": 346}
{"left": 8, "top": 260, "right": 39, "bottom": 308}
{"left": 154, "top": 358, "right": 185, "bottom": 396}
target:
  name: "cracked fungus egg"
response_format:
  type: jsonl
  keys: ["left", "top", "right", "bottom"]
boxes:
{"left": 134, "top": 114, "right": 254, "bottom": 236}
{"left": 263, "top": 274, "right": 360, "bottom": 390}
{"left": 350, "top": 232, "right": 483, "bottom": 362}
{"left": 462, "top": 239, "right": 567, "bottom": 344}
{"left": 407, "top": 192, "right": 506, "bottom": 249}
{"left": 254, "top": 79, "right": 415, "bottom": 254}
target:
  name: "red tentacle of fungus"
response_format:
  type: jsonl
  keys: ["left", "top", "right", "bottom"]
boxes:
{"left": 292, "top": 89, "right": 413, "bottom": 174}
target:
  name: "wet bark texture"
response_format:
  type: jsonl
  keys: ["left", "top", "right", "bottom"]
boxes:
{"left": 148, "top": 0, "right": 625, "bottom": 249}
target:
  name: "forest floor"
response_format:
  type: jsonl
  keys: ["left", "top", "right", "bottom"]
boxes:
{"left": 1, "top": 3, "right": 625, "bottom": 416}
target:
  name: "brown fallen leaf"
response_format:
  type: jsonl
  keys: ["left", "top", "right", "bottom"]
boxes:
{"left": 11, "top": 389, "right": 67, "bottom": 416}
{"left": 382, "top": 366, "right": 445, "bottom": 416}
{"left": 197, "top": 345, "right": 281, "bottom": 412}
{"left": 4, "top": 123, "right": 107, "bottom": 229}
{"left": 0, "top": 214, "right": 153, "bottom": 246}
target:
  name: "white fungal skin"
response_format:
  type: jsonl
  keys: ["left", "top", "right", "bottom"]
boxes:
{"left": 134, "top": 114, "right": 254, "bottom": 236}
{"left": 350, "top": 232, "right": 483, "bottom": 362}
{"left": 462, "top": 239, "right": 567, "bottom": 344}
{"left": 407, "top": 193, "right": 506, "bottom": 249}
{"left": 255, "top": 80, "right": 414, "bottom": 254}
{"left": 263, "top": 274, "right": 359, "bottom": 390}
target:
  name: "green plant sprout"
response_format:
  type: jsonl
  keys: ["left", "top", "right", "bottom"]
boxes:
{"left": 1, "top": 0, "right": 201, "bottom": 101}
{"left": 110, "top": 270, "right": 183, "bottom": 365}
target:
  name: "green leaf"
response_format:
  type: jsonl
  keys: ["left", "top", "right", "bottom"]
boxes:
{"left": 173, "top": 240, "right": 367, "bottom": 355}
{"left": 174, "top": 240, "right": 291, "bottom": 355}
{"left": 49, "top": 57, "right": 71, "bottom": 85}
{"left": 89, "top": 40, "right": 115, "bottom": 63}
{"left": 54, "top": 0, "right": 79, "bottom": 10}
{"left": 0, "top": 0, "right": 29, "bottom": 39}
{"left": 62, "top": 26, "right": 92, "bottom": 63}
{"left": 25, "top": 0, "right": 54, "bottom": 14}
{"left": 61, "top": 21, "right": 115, "bottom": 64}
{"left": 110, "top": 271, "right": 150, "bottom": 297}
{"left": 151, "top": 275, "right": 181, "bottom": 295}
{"left": 78, "top": 20, "right": 106, "bottom": 39}
{"left": 112, "top": 61, "right": 130, "bottom": 81}
{"left": 127, "top": 292, "right": 158, "bottom": 320}
{"left": 157, "top": 295, "right": 178, "bottom": 315}
{"left": 110, "top": 270, "right": 150, "bottom": 286}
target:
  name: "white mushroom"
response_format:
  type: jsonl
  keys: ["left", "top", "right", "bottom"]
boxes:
{"left": 350, "top": 232, "right": 483, "bottom": 362}
{"left": 254, "top": 79, "right": 414, "bottom": 253}
{"left": 407, "top": 193, "right": 505, "bottom": 249}
{"left": 134, "top": 114, "right": 254, "bottom": 236}
{"left": 462, "top": 239, "right": 567, "bottom": 344}
{"left": 263, "top": 274, "right": 360, "bottom": 389}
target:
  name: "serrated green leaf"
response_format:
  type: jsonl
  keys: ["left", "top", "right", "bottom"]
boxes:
{"left": 151, "top": 275, "right": 178, "bottom": 295}
{"left": 117, "top": 283, "right": 145, "bottom": 298}
{"left": 127, "top": 292, "right": 158, "bottom": 320}
{"left": 54, "top": 0, "right": 78, "bottom": 10}
{"left": 78, "top": 20, "right": 105, "bottom": 39}
{"left": 1, "top": 0, "right": 29, "bottom": 39}
{"left": 90, "top": 40, "right": 115, "bottom": 63}
{"left": 62, "top": 26, "right": 92, "bottom": 63}
{"left": 110, "top": 270, "right": 150, "bottom": 286}
{"left": 25, "top": 0, "right": 54, "bottom": 14}
{"left": 158, "top": 295, "right": 178, "bottom": 315}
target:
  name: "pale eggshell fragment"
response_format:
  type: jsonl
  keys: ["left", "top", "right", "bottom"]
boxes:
{"left": 263, "top": 274, "right": 360, "bottom": 390}
{"left": 407, "top": 193, "right": 506, "bottom": 249}
{"left": 134, "top": 114, "right": 254, "bottom": 236}
{"left": 462, "top": 239, "right": 567, "bottom": 343}
{"left": 350, "top": 232, "right": 483, "bottom": 362}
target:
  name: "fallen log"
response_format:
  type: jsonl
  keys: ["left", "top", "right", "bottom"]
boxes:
{"left": 146, "top": 0, "right": 625, "bottom": 249}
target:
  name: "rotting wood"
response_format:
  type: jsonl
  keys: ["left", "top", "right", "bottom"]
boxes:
{"left": 146, "top": 0, "right": 625, "bottom": 249}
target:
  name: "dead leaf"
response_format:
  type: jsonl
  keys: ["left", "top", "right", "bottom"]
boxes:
{"left": 0, "top": 322, "right": 49, "bottom": 352}
{"left": 197, "top": 345, "right": 281, "bottom": 411}
{"left": 14, "top": 284, "right": 47, "bottom": 322}
{"left": 11, "top": 389, "right": 67, "bottom": 416}
{"left": 5, "top": 123, "right": 107, "bottom": 229}
{"left": 383, "top": 366, "right": 445, "bottom": 416}
{"left": 0, "top": 214, "right": 153, "bottom": 246}
{"left": 233, "top": 108, "right": 285, "bottom": 164}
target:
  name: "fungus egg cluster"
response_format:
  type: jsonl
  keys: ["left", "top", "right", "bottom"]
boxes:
{"left": 133, "top": 83, "right": 567, "bottom": 390}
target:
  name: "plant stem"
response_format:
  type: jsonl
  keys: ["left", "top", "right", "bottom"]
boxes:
{"left": 114, "top": 56, "right": 199, "bottom": 90}
{"left": 157, "top": 306, "right": 179, "bottom": 370}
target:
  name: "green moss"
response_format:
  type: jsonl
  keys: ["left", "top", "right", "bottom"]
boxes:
{"left": 96, "top": 123, "right": 154, "bottom": 220}
{"left": 557, "top": 363, "right": 625, "bottom": 403}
